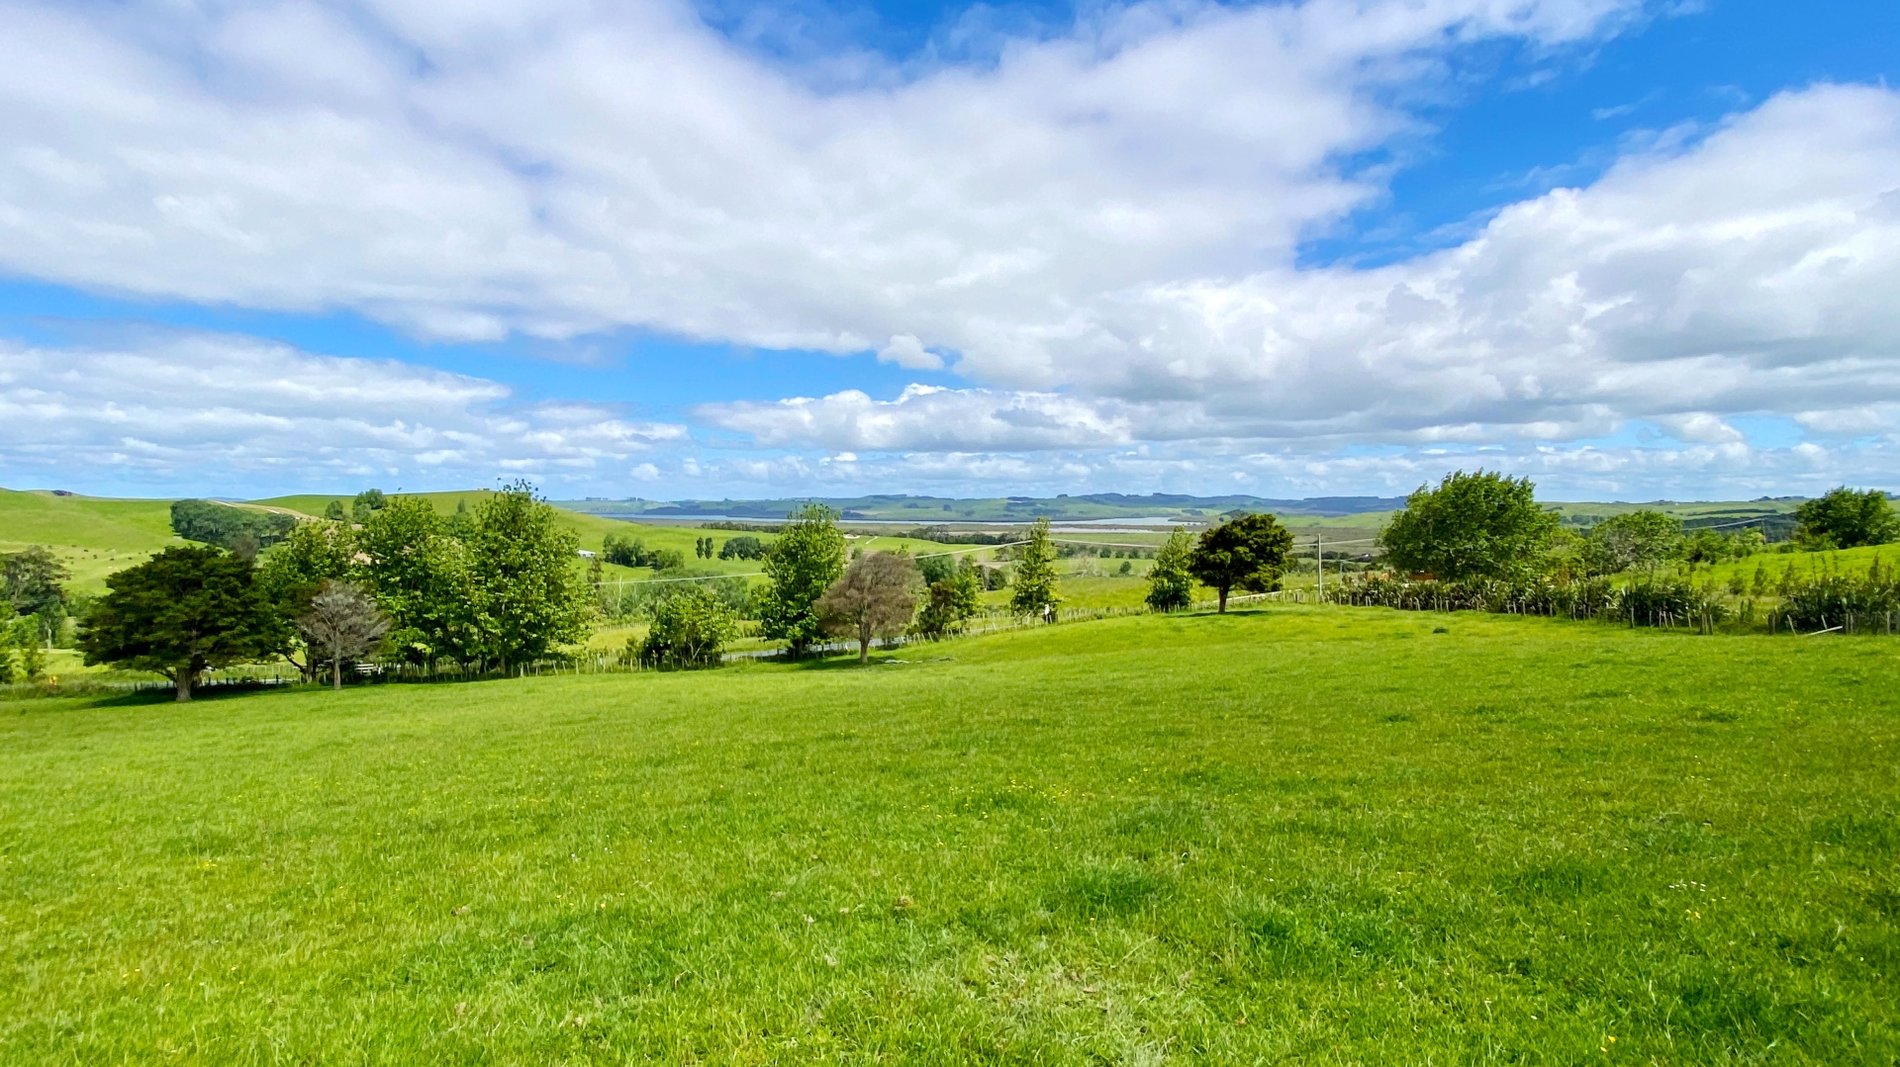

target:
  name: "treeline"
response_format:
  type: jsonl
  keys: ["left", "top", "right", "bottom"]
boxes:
{"left": 170, "top": 499, "right": 297, "bottom": 553}
{"left": 1327, "top": 473, "right": 1898, "bottom": 634}
{"left": 83, "top": 482, "right": 589, "bottom": 699}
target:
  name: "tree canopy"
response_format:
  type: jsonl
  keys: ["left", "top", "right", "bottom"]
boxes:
{"left": 915, "top": 558, "right": 982, "bottom": 638}
{"left": 759, "top": 504, "right": 846, "bottom": 657}
{"left": 1580, "top": 510, "right": 1682, "bottom": 575}
{"left": 80, "top": 546, "right": 288, "bottom": 701}
{"left": 819, "top": 552, "right": 922, "bottom": 663}
{"left": 638, "top": 586, "right": 736, "bottom": 669}
{"left": 169, "top": 499, "right": 297, "bottom": 553}
{"left": 355, "top": 498, "right": 480, "bottom": 667}
{"left": 1187, "top": 514, "right": 1293, "bottom": 613}
{"left": 1379, "top": 470, "right": 1558, "bottom": 581}
{"left": 467, "top": 481, "right": 590, "bottom": 671}
{"left": 1795, "top": 487, "right": 1898, "bottom": 549}
{"left": 2, "top": 546, "right": 68, "bottom": 618}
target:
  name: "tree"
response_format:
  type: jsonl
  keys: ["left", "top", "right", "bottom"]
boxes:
{"left": 355, "top": 499, "right": 479, "bottom": 668}
{"left": 323, "top": 499, "right": 348, "bottom": 522}
{"left": 3, "top": 546, "right": 69, "bottom": 618}
{"left": 1379, "top": 470, "right": 1558, "bottom": 581}
{"left": 1145, "top": 527, "right": 1196, "bottom": 612}
{"left": 718, "top": 535, "right": 767, "bottom": 561}
{"left": 1581, "top": 510, "right": 1683, "bottom": 575}
{"left": 1009, "top": 518, "right": 1061, "bottom": 620}
{"left": 759, "top": 504, "right": 846, "bottom": 657}
{"left": 638, "top": 586, "right": 736, "bottom": 669}
{"left": 1795, "top": 487, "right": 1898, "bottom": 549}
{"left": 818, "top": 552, "right": 922, "bottom": 663}
{"left": 260, "top": 519, "right": 356, "bottom": 609}
{"left": 466, "top": 481, "right": 590, "bottom": 672}
{"left": 80, "top": 547, "right": 288, "bottom": 701}
{"left": 0, "top": 619, "right": 15, "bottom": 684}
{"left": 602, "top": 533, "right": 644, "bottom": 567}
{"left": 1188, "top": 514, "right": 1293, "bottom": 613}
{"left": 298, "top": 581, "right": 390, "bottom": 690}
{"left": 351, "top": 488, "right": 388, "bottom": 523}
{"left": 169, "top": 499, "right": 296, "bottom": 551}
{"left": 915, "top": 561, "right": 981, "bottom": 639}
{"left": 13, "top": 618, "right": 46, "bottom": 680}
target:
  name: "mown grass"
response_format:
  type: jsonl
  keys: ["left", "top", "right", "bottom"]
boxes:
{"left": 3, "top": 608, "right": 1896, "bottom": 1064}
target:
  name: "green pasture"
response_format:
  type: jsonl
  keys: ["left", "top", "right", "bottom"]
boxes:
{"left": 3, "top": 608, "right": 1894, "bottom": 1063}
{"left": 0, "top": 489, "right": 183, "bottom": 594}
{"left": 1693, "top": 544, "right": 1892, "bottom": 589}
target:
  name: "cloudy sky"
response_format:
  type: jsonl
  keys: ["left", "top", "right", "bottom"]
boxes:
{"left": 1, "top": 0, "right": 1896, "bottom": 501}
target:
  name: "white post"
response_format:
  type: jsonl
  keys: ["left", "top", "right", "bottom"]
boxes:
{"left": 1316, "top": 529, "right": 1324, "bottom": 600}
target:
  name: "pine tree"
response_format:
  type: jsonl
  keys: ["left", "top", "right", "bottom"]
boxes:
{"left": 1009, "top": 518, "right": 1061, "bottom": 620}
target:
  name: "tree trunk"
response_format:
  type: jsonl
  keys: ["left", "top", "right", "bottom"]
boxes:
{"left": 1217, "top": 587, "right": 1229, "bottom": 613}
{"left": 175, "top": 669, "right": 194, "bottom": 703}
{"left": 858, "top": 618, "right": 871, "bottom": 664}
{"left": 332, "top": 656, "right": 343, "bottom": 691}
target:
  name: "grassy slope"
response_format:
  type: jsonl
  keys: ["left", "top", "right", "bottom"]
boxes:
{"left": 0, "top": 489, "right": 183, "bottom": 593}
{"left": 3, "top": 608, "right": 1895, "bottom": 1063}
{"left": 1696, "top": 544, "right": 1893, "bottom": 588}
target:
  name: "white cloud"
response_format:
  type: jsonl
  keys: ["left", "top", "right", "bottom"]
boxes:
{"left": 0, "top": 334, "right": 684, "bottom": 492}
{"left": 705, "top": 85, "right": 1900, "bottom": 456}
{"left": 3, "top": 1, "right": 1898, "bottom": 499}
{"left": 875, "top": 334, "right": 943, "bottom": 371}
{"left": 701, "top": 384, "right": 1134, "bottom": 450}
{"left": 0, "top": 0, "right": 1635, "bottom": 350}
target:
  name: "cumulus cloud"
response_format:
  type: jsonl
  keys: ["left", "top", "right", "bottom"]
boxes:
{"left": 0, "top": 0, "right": 1636, "bottom": 348}
{"left": 0, "top": 334, "right": 684, "bottom": 491}
{"left": 875, "top": 335, "right": 943, "bottom": 371}
{"left": 705, "top": 85, "right": 1900, "bottom": 455}
{"left": 3, "top": 0, "right": 1897, "bottom": 499}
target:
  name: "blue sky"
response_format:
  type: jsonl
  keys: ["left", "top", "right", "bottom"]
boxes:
{"left": 1, "top": 0, "right": 1896, "bottom": 501}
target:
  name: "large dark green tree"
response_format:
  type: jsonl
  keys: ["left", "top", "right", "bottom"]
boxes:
{"left": 3, "top": 545, "right": 68, "bottom": 618}
{"left": 1379, "top": 470, "right": 1559, "bottom": 581}
{"left": 80, "top": 546, "right": 288, "bottom": 701}
{"left": 169, "top": 499, "right": 297, "bottom": 551}
{"left": 1008, "top": 518, "right": 1061, "bottom": 620}
{"left": 758, "top": 504, "right": 846, "bottom": 657}
{"left": 1795, "top": 487, "right": 1898, "bottom": 549}
{"left": 1187, "top": 514, "right": 1293, "bottom": 613}
{"left": 467, "top": 481, "right": 590, "bottom": 672}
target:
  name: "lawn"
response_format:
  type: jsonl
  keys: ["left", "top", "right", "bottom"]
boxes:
{"left": 2, "top": 608, "right": 1895, "bottom": 1063}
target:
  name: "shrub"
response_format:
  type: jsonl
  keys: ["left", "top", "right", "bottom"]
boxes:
{"left": 637, "top": 587, "right": 736, "bottom": 669}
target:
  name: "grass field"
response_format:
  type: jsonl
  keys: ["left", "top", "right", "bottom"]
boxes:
{"left": 2, "top": 608, "right": 1895, "bottom": 1063}
{"left": 0, "top": 489, "right": 184, "bottom": 593}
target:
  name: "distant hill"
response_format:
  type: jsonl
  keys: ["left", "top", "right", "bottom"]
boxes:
{"left": 559, "top": 492, "right": 1412, "bottom": 522}
{"left": 556, "top": 492, "right": 1820, "bottom": 532}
